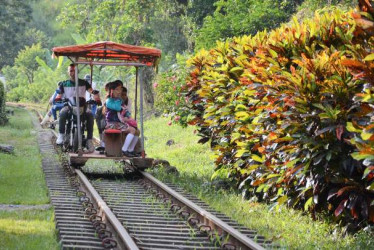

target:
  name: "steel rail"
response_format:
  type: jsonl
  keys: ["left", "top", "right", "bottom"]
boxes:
{"left": 92, "top": 178, "right": 222, "bottom": 249}
{"left": 140, "top": 171, "right": 265, "bottom": 250}
{"left": 76, "top": 170, "right": 139, "bottom": 250}
{"left": 41, "top": 119, "right": 135, "bottom": 249}
{"left": 36, "top": 116, "right": 107, "bottom": 249}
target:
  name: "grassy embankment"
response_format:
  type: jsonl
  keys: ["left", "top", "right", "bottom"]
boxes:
{"left": 0, "top": 107, "right": 59, "bottom": 249}
{"left": 85, "top": 116, "right": 374, "bottom": 249}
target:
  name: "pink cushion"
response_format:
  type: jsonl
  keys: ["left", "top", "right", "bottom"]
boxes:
{"left": 104, "top": 129, "right": 121, "bottom": 134}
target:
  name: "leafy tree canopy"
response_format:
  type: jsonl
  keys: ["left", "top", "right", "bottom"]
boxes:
{"left": 195, "top": 0, "right": 303, "bottom": 50}
{"left": 14, "top": 44, "right": 47, "bottom": 84}
{"left": 0, "top": 0, "right": 32, "bottom": 68}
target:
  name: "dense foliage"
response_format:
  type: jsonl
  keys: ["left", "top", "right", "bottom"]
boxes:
{"left": 0, "top": 0, "right": 32, "bottom": 68}
{"left": 195, "top": 0, "right": 303, "bottom": 50}
{"left": 175, "top": 2, "right": 374, "bottom": 229}
{"left": 2, "top": 44, "right": 64, "bottom": 103}
{"left": 1, "top": 0, "right": 355, "bottom": 104}
{"left": 153, "top": 54, "right": 189, "bottom": 117}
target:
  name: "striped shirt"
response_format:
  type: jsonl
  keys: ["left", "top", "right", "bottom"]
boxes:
{"left": 59, "top": 79, "right": 91, "bottom": 100}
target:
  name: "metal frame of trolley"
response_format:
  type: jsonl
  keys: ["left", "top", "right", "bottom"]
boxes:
{"left": 52, "top": 41, "right": 161, "bottom": 166}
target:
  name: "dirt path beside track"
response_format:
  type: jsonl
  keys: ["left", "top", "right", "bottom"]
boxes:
{"left": 0, "top": 204, "right": 52, "bottom": 211}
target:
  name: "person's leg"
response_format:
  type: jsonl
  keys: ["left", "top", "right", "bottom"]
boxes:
{"left": 47, "top": 107, "right": 56, "bottom": 129}
{"left": 122, "top": 127, "right": 135, "bottom": 151}
{"left": 94, "top": 107, "right": 105, "bottom": 150}
{"left": 98, "top": 123, "right": 105, "bottom": 148}
{"left": 58, "top": 107, "right": 69, "bottom": 134}
{"left": 128, "top": 128, "right": 139, "bottom": 152}
{"left": 85, "top": 111, "right": 94, "bottom": 140}
{"left": 54, "top": 103, "right": 64, "bottom": 122}
{"left": 40, "top": 109, "right": 52, "bottom": 125}
{"left": 57, "top": 107, "right": 69, "bottom": 144}
{"left": 85, "top": 111, "right": 95, "bottom": 153}
{"left": 51, "top": 106, "right": 58, "bottom": 120}
{"left": 92, "top": 104, "right": 97, "bottom": 116}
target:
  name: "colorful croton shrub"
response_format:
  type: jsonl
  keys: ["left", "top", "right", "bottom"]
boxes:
{"left": 177, "top": 1, "right": 374, "bottom": 228}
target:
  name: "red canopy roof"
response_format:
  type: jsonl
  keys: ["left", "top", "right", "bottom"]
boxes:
{"left": 52, "top": 41, "right": 161, "bottom": 66}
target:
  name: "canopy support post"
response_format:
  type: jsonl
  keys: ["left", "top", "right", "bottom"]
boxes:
{"left": 74, "top": 61, "right": 83, "bottom": 156}
{"left": 90, "top": 64, "right": 93, "bottom": 85}
{"left": 139, "top": 66, "right": 145, "bottom": 158}
{"left": 134, "top": 67, "right": 138, "bottom": 120}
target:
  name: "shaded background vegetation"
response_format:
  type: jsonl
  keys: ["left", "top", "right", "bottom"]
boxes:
{"left": 1, "top": 0, "right": 355, "bottom": 104}
{"left": 0, "top": 80, "right": 6, "bottom": 125}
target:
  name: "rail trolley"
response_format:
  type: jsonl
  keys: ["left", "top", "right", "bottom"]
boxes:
{"left": 52, "top": 41, "right": 161, "bottom": 168}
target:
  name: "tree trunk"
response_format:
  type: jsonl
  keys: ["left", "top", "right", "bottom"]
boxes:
{"left": 0, "top": 81, "right": 8, "bottom": 125}
{"left": 139, "top": 66, "right": 155, "bottom": 110}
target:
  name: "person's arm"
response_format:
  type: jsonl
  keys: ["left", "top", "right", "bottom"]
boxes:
{"left": 84, "top": 79, "right": 103, "bottom": 105}
{"left": 58, "top": 81, "right": 64, "bottom": 95}
{"left": 86, "top": 82, "right": 93, "bottom": 94}
{"left": 49, "top": 91, "right": 57, "bottom": 104}
{"left": 106, "top": 98, "right": 122, "bottom": 111}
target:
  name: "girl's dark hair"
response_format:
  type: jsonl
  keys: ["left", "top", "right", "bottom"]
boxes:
{"left": 113, "top": 79, "right": 123, "bottom": 85}
{"left": 104, "top": 81, "right": 113, "bottom": 92}
{"left": 104, "top": 81, "right": 123, "bottom": 98}
{"left": 121, "top": 86, "right": 128, "bottom": 105}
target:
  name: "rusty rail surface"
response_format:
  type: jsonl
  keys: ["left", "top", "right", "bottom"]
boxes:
{"left": 139, "top": 172, "right": 266, "bottom": 250}
{"left": 76, "top": 170, "right": 139, "bottom": 250}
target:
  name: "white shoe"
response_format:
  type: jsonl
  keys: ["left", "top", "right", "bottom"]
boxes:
{"left": 56, "top": 133, "right": 64, "bottom": 145}
{"left": 40, "top": 114, "right": 51, "bottom": 125}
{"left": 86, "top": 139, "right": 95, "bottom": 153}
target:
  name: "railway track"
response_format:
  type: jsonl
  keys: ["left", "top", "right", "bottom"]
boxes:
{"left": 34, "top": 109, "right": 277, "bottom": 249}
{"left": 89, "top": 173, "right": 275, "bottom": 250}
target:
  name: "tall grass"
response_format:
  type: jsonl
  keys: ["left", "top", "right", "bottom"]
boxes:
{"left": 0, "top": 210, "right": 59, "bottom": 250}
{"left": 0, "top": 107, "right": 49, "bottom": 204}
{"left": 0, "top": 106, "right": 59, "bottom": 249}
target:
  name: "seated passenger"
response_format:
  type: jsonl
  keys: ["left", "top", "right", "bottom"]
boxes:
{"left": 95, "top": 106, "right": 106, "bottom": 151}
{"left": 118, "top": 85, "right": 140, "bottom": 156}
{"left": 105, "top": 81, "right": 140, "bottom": 157}
{"left": 84, "top": 74, "right": 98, "bottom": 115}
{"left": 40, "top": 88, "right": 64, "bottom": 128}
{"left": 95, "top": 82, "right": 111, "bottom": 151}
{"left": 119, "top": 86, "right": 139, "bottom": 133}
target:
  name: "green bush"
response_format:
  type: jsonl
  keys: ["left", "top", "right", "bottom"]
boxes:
{"left": 195, "top": 0, "right": 303, "bottom": 50}
{"left": 154, "top": 54, "right": 192, "bottom": 123}
{"left": 177, "top": 3, "right": 374, "bottom": 229}
{"left": 0, "top": 80, "right": 7, "bottom": 125}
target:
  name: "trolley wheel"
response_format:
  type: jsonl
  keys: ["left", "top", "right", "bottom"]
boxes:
{"left": 131, "top": 157, "right": 154, "bottom": 170}
{"left": 69, "top": 157, "right": 87, "bottom": 169}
